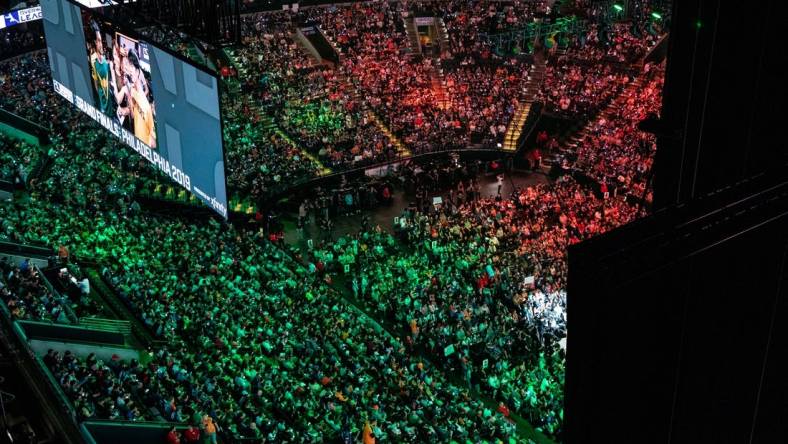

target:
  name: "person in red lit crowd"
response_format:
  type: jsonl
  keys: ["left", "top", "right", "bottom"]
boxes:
{"left": 182, "top": 424, "right": 200, "bottom": 443}
{"left": 537, "top": 130, "right": 549, "bottom": 146}
{"left": 497, "top": 402, "right": 511, "bottom": 418}
{"left": 165, "top": 426, "right": 181, "bottom": 444}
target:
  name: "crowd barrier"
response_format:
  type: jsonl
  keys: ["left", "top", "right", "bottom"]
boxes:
{"left": 0, "top": 252, "right": 50, "bottom": 269}
{"left": 644, "top": 33, "right": 669, "bottom": 65}
{"left": 0, "top": 185, "right": 11, "bottom": 202}
{"left": 295, "top": 24, "right": 339, "bottom": 64}
{"left": 18, "top": 319, "right": 127, "bottom": 347}
{"left": 0, "top": 107, "right": 50, "bottom": 145}
{"left": 0, "top": 239, "right": 52, "bottom": 257}
{"left": 254, "top": 146, "right": 513, "bottom": 212}
{"left": 81, "top": 420, "right": 228, "bottom": 444}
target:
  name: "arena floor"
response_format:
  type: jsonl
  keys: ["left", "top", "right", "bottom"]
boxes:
{"left": 283, "top": 169, "right": 551, "bottom": 247}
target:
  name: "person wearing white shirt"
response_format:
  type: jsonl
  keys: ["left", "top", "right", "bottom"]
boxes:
{"left": 79, "top": 278, "right": 90, "bottom": 296}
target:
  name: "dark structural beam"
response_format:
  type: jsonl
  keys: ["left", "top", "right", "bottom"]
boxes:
{"left": 566, "top": 0, "right": 788, "bottom": 440}
{"left": 565, "top": 165, "right": 788, "bottom": 443}
{"left": 652, "top": 0, "right": 788, "bottom": 209}
{"left": 125, "top": 0, "right": 242, "bottom": 45}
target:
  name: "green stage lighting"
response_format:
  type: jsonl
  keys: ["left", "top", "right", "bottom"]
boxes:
{"left": 651, "top": 12, "right": 662, "bottom": 20}
{"left": 612, "top": 4, "right": 624, "bottom": 12}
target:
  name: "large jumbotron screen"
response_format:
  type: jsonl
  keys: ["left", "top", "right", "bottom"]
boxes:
{"left": 39, "top": 0, "right": 228, "bottom": 218}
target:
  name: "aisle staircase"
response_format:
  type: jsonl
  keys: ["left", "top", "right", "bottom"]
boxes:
{"left": 79, "top": 317, "right": 133, "bottom": 337}
{"left": 80, "top": 268, "right": 164, "bottom": 348}
{"left": 261, "top": 113, "right": 332, "bottom": 177}
{"left": 436, "top": 18, "right": 450, "bottom": 55}
{"left": 223, "top": 45, "right": 332, "bottom": 181}
{"left": 186, "top": 42, "right": 213, "bottom": 71}
{"left": 403, "top": 16, "right": 421, "bottom": 55}
{"left": 429, "top": 59, "right": 450, "bottom": 110}
{"left": 543, "top": 72, "right": 648, "bottom": 169}
{"left": 293, "top": 32, "right": 324, "bottom": 67}
{"left": 367, "top": 111, "right": 411, "bottom": 157}
{"left": 221, "top": 47, "right": 246, "bottom": 95}
{"left": 326, "top": 52, "right": 413, "bottom": 160}
{"left": 502, "top": 58, "right": 547, "bottom": 151}
{"left": 334, "top": 70, "right": 362, "bottom": 107}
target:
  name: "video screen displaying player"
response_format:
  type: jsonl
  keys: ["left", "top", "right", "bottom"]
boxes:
{"left": 82, "top": 12, "right": 157, "bottom": 148}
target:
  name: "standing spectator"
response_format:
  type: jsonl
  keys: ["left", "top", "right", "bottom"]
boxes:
{"left": 298, "top": 199, "right": 308, "bottom": 229}
{"left": 19, "top": 258, "right": 30, "bottom": 273}
{"left": 165, "top": 426, "right": 181, "bottom": 444}
{"left": 363, "top": 421, "right": 376, "bottom": 444}
{"left": 182, "top": 424, "right": 200, "bottom": 443}
{"left": 201, "top": 415, "right": 217, "bottom": 444}
{"left": 58, "top": 244, "right": 70, "bottom": 263}
{"left": 497, "top": 402, "right": 511, "bottom": 418}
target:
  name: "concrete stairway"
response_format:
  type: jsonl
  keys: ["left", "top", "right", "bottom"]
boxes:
{"left": 543, "top": 73, "right": 648, "bottom": 169}
{"left": 262, "top": 112, "right": 332, "bottom": 176}
{"left": 367, "top": 111, "right": 411, "bottom": 158}
{"left": 332, "top": 67, "right": 410, "bottom": 158}
{"left": 404, "top": 16, "right": 422, "bottom": 55}
{"left": 502, "top": 58, "right": 547, "bottom": 151}
{"left": 223, "top": 46, "right": 331, "bottom": 179}
{"left": 79, "top": 317, "right": 132, "bottom": 336}
{"left": 294, "top": 33, "right": 324, "bottom": 67}
{"left": 436, "top": 18, "right": 451, "bottom": 55}
{"left": 430, "top": 58, "right": 450, "bottom": 110}
{"left": 503, "top": 103, "right": 532, "bottom": 152}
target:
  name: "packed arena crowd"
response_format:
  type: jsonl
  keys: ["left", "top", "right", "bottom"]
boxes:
{"left": 300, "top": 63, "right": 661, "bottom": 437}
{"left": 2, "top": 83, "right": 531, "bottom": 443}
{"left": 0, "top": 0, "right": 668, "bottom": 442}
{"left": 576, "top": 73, "right": 662, "bottom": 197}
{"left": 539, "top": 59, "right": 631, "bottom": 118}
{"left": 0, "top": 51, "right": 67, "bottom": 129}
{"left": 0, "top": 22, "right": 45, "bottom": 59}
{"left": 220, "top": 0, "right": 662, "bottom": 184}
{"left": 1, "top": 257, "right": 72, "bottom": 322}
{"left": 2, "top": 128, "right": 526, "bottom": 440}
{"left": 0, "top": 133, "right": 38, "bottom": 185}
{"left": 307, "top": 1, "right": 530, "bottom": 151}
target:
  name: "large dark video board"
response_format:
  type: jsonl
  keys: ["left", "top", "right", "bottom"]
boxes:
{"left": 41, "top": 0, "right": 228, "bottom": 218}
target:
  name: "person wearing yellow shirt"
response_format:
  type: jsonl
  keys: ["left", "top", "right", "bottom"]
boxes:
{"left": 110, "top": 42, "right": 131, "bottom": 130}
{"left": 124, "top": 48, "right": 157, "bottom": 149}
{"left": 362, "top": 421, "right": 376, "bottom": 444}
